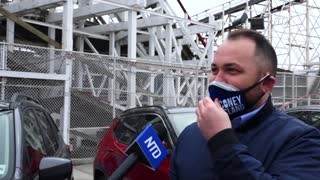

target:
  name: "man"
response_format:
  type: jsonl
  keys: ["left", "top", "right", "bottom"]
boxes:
{"left": 170, "top": 29, "right": 320, "bottom": 179}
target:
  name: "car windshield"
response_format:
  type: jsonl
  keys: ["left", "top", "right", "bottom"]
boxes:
{"left": 0, "top": 110, "right": 14, "bottom": 180}
{"left": 168, "top": 111, "right": 197, "bottom": 136}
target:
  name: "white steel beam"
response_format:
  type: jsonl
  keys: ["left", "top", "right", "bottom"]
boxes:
{"left": 171, "top": 29, "right": 182, "bottom": 64}
{"left": 47, "top": 0, "right": 142, "bottom": 23}
{"left": 139, "top": 13, "right": 165, "bottom": 61}
{"left": 84, "top": 64, "right": 97, "bottom": 97}
{"left": 149, "top": 27, "right": 155, "bottom": 57}
{"left": 62, "top": 0, "right": 73, "bottom": 145}
{"left": 170, "top": 25, "right": 211, "bottom": 39}
{"left": 108, "top": 32, "right": 115, "bottom": 103}
{"left": 119, "top": 25, "right": 211, "bottom": 44}
{"left": 81, "top": 16, "right": 170, "bottom": 34}
{"left": 48, "top": 3, "right": 121, "bottom": 23}
{"left": 136, "top": 45, "right": 145, "bottom": 57}
{"left": 127, "top": 10, "right": 137, "bottom": 108}
{"left": 148, "top": 74, "right": 155, "bottom": 105}
{"left": 0, "top": 71, "right": 67, "bottom": 80}
{"left": 198, "top": 30, "right": 215, "bottom": 66}
{"left": 6, "top": 19, "right": 14, "bottom": 46}
{"left": 62, "top": 0, "right": 73, "bottom": 51}
{"left": 84, "top": 36, "right": 99, "bottom": 54}
{"left": 137, "top": 43, "right": 147, "bottom": 56}
{"left": 158, "top": 0, "right": 203, "bottom": 59}
{"left": 0, "top": 0, "right": 64, "bottom": 18}
{"left": 204, "top": 16, "right": 216, "bottom": 66}
{"left": 163, "top": 24, "right": 176, "bottom": 106}
{"left": 109, "top": 32, "right": 116, "bottom": 56}
{"left": 96, "top": 75, "right": 107, "bottom": 97}
{"left": 74, "top": 0, "right": 90, "bottom": 93}
{"left": 97, "top": 0, "right": 218, "bottom": 29}
{"left": 48, "top": 8, "right": 56, "bottom": 74}
{"left": 22, "top": 18, "right": 109, "bottom": 40}
{"left": 48, "top": 25, "right": 56, "bottom": 73}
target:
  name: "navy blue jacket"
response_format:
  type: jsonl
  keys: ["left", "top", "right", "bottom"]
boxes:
{"left": 170, "top": 97, "right": 320, "bottom": 179}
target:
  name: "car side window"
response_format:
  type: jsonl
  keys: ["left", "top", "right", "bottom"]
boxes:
{"left": 288, "top": 111, "right": 309, "bottom": 122}
{"left": 33, "top": 109, "right": 59, "bottom": 156}
{"left": 23, "top": 109, "right": 46, "bottom": 177}
{"left": 114, "top": 114, "right": 161, "bottom": 145}
{"left": 310, "top": 112, "right": 320, "bottom": 129}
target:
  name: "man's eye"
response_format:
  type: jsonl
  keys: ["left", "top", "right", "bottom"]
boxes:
{"left": 227, "top": 68, "right": 240, "bottom": 73}
{"left": 211, "top": 68, "right": 218, "bottom": 74}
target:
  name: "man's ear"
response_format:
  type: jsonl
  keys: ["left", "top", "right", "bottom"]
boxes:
{"left": 262, "top": 76, "right": 276, "bottom": 93}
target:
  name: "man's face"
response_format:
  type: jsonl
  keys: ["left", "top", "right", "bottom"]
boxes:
{"left": 210, "top": 38, "right": 264, "bottom": 106}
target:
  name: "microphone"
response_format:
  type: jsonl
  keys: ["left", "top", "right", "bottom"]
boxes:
{"left": 108, "top": 123, "right": 168, "bottom": 180}
{"left": 152, "top": 123, "right": 167, "bottom": 141}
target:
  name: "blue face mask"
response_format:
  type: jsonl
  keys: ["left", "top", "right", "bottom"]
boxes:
{"left": 208, "top": 75, "right": 270, "bottom": 119}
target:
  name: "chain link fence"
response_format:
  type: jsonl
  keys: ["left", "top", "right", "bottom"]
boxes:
{"left": 0, "top": 42, "right": 319, "bottom": 163}
{"left": 0, "top": 43, "right": 66, "bottom": 113}
{"left": 0, "top": 42, "right": 210, "bottom": 163}
{"left": 69, "top": 53, "right": 210, "bottom": 162}
{"left": 273, "top": 72, "right": 320, "bottom": 109}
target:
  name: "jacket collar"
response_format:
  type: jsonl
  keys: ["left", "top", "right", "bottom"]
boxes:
{"left": 235, "top": 96, "right": 275, "bottom": 131}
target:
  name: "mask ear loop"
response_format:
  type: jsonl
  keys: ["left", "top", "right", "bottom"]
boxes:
{"left": 241, "top": 74, "right": 271, "bottom": 112}
{"left": 241, "top": 74, "right": 271, "bottom": 93}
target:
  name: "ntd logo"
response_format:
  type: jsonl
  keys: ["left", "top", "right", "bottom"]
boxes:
{"left": 135, "top": 124, "right": 167, "bottom": 169}
{"left": 144, "top": 136, "right": 162, "bottom": 159}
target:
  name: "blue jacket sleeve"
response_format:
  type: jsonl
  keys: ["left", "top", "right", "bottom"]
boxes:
{"left": 208, "top": 128, "right": 320, "bottom": 180}
{"left": 169, "top": 147, "right": 178, "bottom": 180}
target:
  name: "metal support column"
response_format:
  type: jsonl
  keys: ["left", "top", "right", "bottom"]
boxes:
{"left": 48, "top": 10, "right": 56, "bottom": 73}
{"left": 148, "top": 27, "right": 155, "bottom": 105}
{"left": 127, "top": 10, "right": 137, "bottom": 108}
{"left": 75, "top": 30, "right": 84, "bottom": 88}
{"left": 62, "top": 0, "right": 73, "bottom": 144}
{"left": 3, "top": 19, "right": 13, "bottom": 101}
{"left": 305, "top": 0, "right": 310, "bottom": 69}
{"left": 6, "top": 19, "right": 14, "bottom": 45}
{"left": 288, "top": 2, "right": 292, "bottom": 70}
{"left": 164, "top": 23, "right": 175, "bottom": 106}
{"left": 109, "top": 32, "right": 115, "bottom": 103}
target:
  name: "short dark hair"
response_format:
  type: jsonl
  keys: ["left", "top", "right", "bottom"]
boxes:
{"left": 227, "top": 29, "right": 277, "bottom": 77}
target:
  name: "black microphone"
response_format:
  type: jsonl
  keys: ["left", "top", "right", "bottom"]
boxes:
{"left": 108, "top": 123, "right": 167, "bottom": 180}
{"left": 152, "top": 123, "right": 167, "bottom": 141}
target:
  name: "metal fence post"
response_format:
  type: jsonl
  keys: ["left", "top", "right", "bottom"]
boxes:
{"left": 0, "top": 44, "right": 7, "bottom": 100}
{"left": 112, "top": 57, "right": 116, "bottom": 118}
{"left": 62, "top": 0, "right": 73, "bottom": 144}
{"left": 63, "top": 56, "right": 72, "bottom": 144}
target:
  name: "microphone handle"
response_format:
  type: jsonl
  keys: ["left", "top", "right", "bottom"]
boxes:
{"left": 108, "top": 153, "right": 139, "bottom": 180}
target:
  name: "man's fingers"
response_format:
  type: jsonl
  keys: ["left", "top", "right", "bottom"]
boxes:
{"left": 196, "top": 103, "right": 202, "bottom": 128}
{"left": 203, "top": 97, "right": 212, "bottom": 106}
{"left": 198, "top": 99, "right": 207, "bottom": 115}
{"left": 196, "top": 106, "right": 200, "bottom": 118}
{"left": 198, "top": 99, "right": 204, "bottom": 108}
{"left": 214, "top": 98, "right": 223, "bottom": 109}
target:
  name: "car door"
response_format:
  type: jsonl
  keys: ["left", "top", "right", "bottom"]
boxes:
{"left": 112, "top": 113, "right": 170, "bottom": 180}
{"left": 23, "top": 106, "right": 69, "bottom": 180}
{"left": 22, "top": 108, "right": 46, "bottom": 180}
{"left": 32, "top": 109, "right": 62, "bottom": 157}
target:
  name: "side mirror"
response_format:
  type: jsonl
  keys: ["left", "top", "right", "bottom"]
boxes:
{"left": 39, "top": 157, "right": 73, "bottom": 180}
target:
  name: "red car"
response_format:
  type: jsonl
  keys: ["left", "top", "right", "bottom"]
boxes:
{"left": 94, "top": 106, "right": 196, "bottom": 180}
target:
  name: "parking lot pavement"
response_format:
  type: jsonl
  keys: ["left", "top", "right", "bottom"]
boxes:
{"left": 73, "top": 163, "right": 94, "bottom": 180}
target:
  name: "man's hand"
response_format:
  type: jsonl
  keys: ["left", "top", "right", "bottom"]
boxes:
{"left": 196, "top": 97, "right": 231, "bottom": 140}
